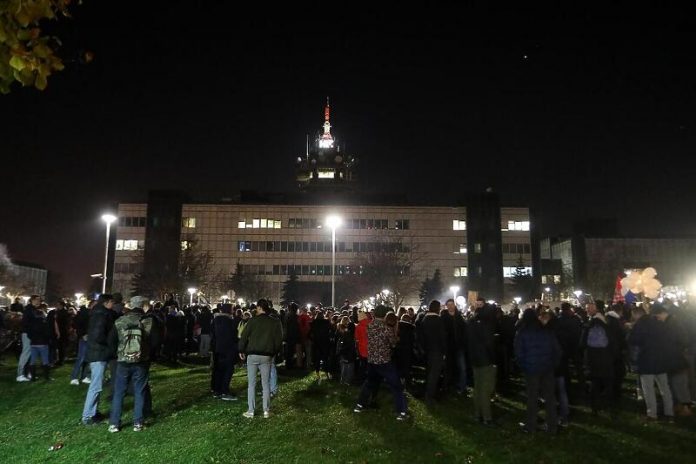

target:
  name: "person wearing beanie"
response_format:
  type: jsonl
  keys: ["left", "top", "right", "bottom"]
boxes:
{"left": 353, "top": 305, "right": 409, "bottom": 421}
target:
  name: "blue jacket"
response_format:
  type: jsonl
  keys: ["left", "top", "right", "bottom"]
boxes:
{"left": 514, "top": 326, "right": 561, "bottom": 375}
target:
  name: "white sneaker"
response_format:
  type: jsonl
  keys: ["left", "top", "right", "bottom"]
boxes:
{"left": 242, "top": 411, "right": 254, "bottom": 419}
{"left": 70, "top": 379, "right": 80, "bottom": 386}
{"left": 263, "top": 411, "right": 271, "bottom": 419}
{"left": 16, "top": 375, "right": 30, "bottom": 382}
{"left": 108, "top": 425, "right": 120, "bottom": 433}
{"left": 82, "top": 377, "right": 91, "bottom": 384}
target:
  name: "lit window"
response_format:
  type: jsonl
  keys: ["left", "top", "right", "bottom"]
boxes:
{"left": 116, "top": 240, "right": 124, "bottom": 250}
{"left": 507, "top": 220, "right": 530, "bottom": 231}
{"left": 458, "top": 244, "right": 468, "bottom": 254}
{"left": 553, "top": 275, "right": 561, "bottom": 284}
{"left": 503, "top": 266, "right": 533, "bottom": 277}
{"left": 238, "top": 221, "right": 246, "bottom": 229}
{"left": 474, "top": 243, "right": 482, "bottom": 253}
{"left": 453, "top": 220, "right": 466, "bottom": 231}
{"left": 182, "top": 217, "right": 196, "bottom": 228}
{"left": 274, "top": 220, "right": 281, "bottom": 229}
{"left": 260, "top": 219, "right": 267, "bottom": 228}
{"left": 252, "top": 219, "right": 260, "bottom": 228}
{"left": 122, "top": 240, "right": 138, "bottom": 251}
{"left": 454, "top": 266, "right": 468, "bottom": 277}
{"left": 181, "top": 241, "right": 190, "bottom": 251}
{"left": 317, "top": 170, "right": 335, "bottom": 179}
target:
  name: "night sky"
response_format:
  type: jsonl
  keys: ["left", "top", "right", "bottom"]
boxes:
{"left": 2, "top": 4, "right": 695, "bottom": 293}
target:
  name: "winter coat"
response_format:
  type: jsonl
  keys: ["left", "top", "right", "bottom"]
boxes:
{"left": 514, "top": 325, "right": 561, "bottom": 375}
{"left": 554, "top": 312, "right": 583, "bottom": 358}
{"left": 73, "top": 307, "right": 90, "bottom": 339}
{"left": 418, "top": 313, "right": 447, "bottom": 354}
{"left": 285, "top": 313, "right": 300, "bottom": 344}
{"left": 86, "top": 304, "right": 116, "bottom": 362}
{"left": 238, "top": 313, "right": 283, "bottom": 356}
{"left": 628, "top": 316, "right": 674, "bottom": 375}
{"left": 662, "top": 314, "right": 688, "bottom": 372}
{"left": 441, "top": 310, "right": 468, "bottom": 353}
{"left": 337, "top": 324, "right": 357, "bottom": 360}
{"left": 28, "top": 309, "right": 50, "bottom": 345}
{"left": 355, "top": 318, "right": 370, "bottom": 358}
{"left": 108, "top": 308, "right": 154, "bottom": 363}
{"left": 21, "top": 304, "right": 36, "bottom": 333}
{"left": 581, "top": 315, "right": 615, "bottom": 379}
{"left": 310, "top": 318, "right": 331, "bottom": 348}
{"left": 467, "top": 312, "right": 497, "bottom": 368}
{"left": 298, "top": 313, "right": 311, "bottom": 342}
{"left": 198, "top": 310, "right": 213, "bottom": 335}
{"left": 211, "top": 313, "right": 240, "bottom": 354}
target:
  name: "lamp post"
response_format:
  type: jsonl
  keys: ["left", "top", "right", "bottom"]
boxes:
{"left": 101, "top": 214, "right": 117, "bottom": 294}
{"left": 325, "top": 215, "right": 342, "bottom": 308}
{"left": 514, "top": 296, "right": 522, "bottom": 305}
{"left": 450, "top": 285, "right": 460, "bottom": 302}
{"left": 187, "top": 287, "right": 197, "bottom": 306}
{"left": 75, "top": 293, "right": 84, "bottom": 304}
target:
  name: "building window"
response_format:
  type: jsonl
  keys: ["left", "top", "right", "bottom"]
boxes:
{"left": 238, "top": 221, "right": 246, "bottom": 229}
{"left": 116, "top": 239, "right": 139, "bottom": 251}
{"left": 181, "top": 241, "right": 191, "bottom": 251}
{"left": 506, "top": 220, "right": 530, "bottom": 231}
{"left": 395, "top": 219, "right": 410, "bottom": 230}
{"left": 455, "top": 244, "right": 468, "bottom": 254}
{"left": 503, "top": 266, "right": 533, "bottom": 277}
{"left": 453, "top": 220, "right": 466, "bottom": 231}
{"left": 474, "top": 243, "right": 482, "bottom": 253}
{"left": 252, "top": 219, "right": 260, "bottom": 228}
{"left": 182, "top": 217, "right": 196, "bottom": 228}
{"left": 453, "top": 266, "right": 468, "bottom": 277}
{"left": 553, "top": 275, "right": 561, "bottom": 284}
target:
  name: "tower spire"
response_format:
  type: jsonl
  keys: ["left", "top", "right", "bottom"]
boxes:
{"left": 319, "top": 96, "right": 334, "bottom": 148}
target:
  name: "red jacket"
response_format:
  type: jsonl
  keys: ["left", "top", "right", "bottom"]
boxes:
{"left": 356, "top": 318, "right": 370, "bottom": 358}
{"left": 298, "top": 313, "right": 311, "bottom": 342}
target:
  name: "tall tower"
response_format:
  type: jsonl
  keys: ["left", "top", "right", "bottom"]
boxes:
{"left": 295, "top": 99, "right": 357, "bottom": 192}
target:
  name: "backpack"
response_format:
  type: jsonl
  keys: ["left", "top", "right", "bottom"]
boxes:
{"left": 119, "top": 320, "right": 144, "bottom": 363}
{"left": 586, "top": 324, "right": 609, "bottom": 349}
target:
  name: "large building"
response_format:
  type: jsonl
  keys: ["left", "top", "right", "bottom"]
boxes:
{"left": 541, "top": 235, "right": 696, "bottom": 301}
{"left": 111, "top": 103, "right": 533, "bottom": 306}
{"left": 0, "top": 261, "right": 48, "bottom": 305}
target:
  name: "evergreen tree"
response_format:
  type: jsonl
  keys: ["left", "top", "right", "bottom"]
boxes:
{"left": 281, "top": 272, "right": 301, "bottom": 306}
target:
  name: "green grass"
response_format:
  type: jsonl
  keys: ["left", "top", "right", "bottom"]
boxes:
{"left": 0, "top": 358, "right": 694, "bottom": 464}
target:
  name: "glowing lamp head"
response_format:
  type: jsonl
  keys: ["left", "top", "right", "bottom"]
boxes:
{"left": 382, "top": 289, "right": 390, "bottom": 296}
{"left": 573, "top": 290, "right": 582, "bottom": 298}
{"left": 187, "top": 287, "right": 197, "bottom": 295}
{"left": 101, "top": 214, "right": 117, "bottom": 224}
{"left": 450, "top": 285, "right": 460, "bottom": 293}
{"left": 325, "top": 215, "right": 342, "bottom": 229}
{"left": 513, "top": 297, "right": 522, "bottom": 304}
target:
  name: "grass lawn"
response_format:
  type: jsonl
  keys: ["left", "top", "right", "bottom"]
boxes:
{"left": 1, "top": 358, "right": 694, "bottom": 464}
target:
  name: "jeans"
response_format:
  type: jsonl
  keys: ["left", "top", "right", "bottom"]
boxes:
{"left": 357, "top": 362, "right": 407, "bottom": 414}
{"left": 17, "top": 333, "right": 31, "bottom": 377}
{"left": 425, "top": 351, "right": 444, "bottom": 401}
{"left": 524, "top": 370, "right": 557, "bottom": 432}
{"left": 340, "top": 358, "right": 355, "bottom": 384}
{"left": 199, "top": 334, "right": 211, "bottom": 357}
{"left": 82, "top": 361, "right": 107, "bottom": 422}
{"left": 71, "top": 339, "right": 89, "bottom": 380}
{"left": 110, "top": 362, "right": 149, "bottom": 426}
{"left": 30, "top": 345, "right": 49, "bottom": 366}
{"left": 556, "top": 376, "right": 570, "bottom": 420}
{"left": 270, "top": 358, "right": 278, "bottom": 394}
{"left": 247, "top": 354, "right": 272, "bottom": 413}
{"left": 473, "top": 365, "right": 496, "bottom": 421}
{"left": 641, "top": 373, "right": 674, "bottom": 418}
{"left": 212, "top": 352, "right": 236, "bottom": 395}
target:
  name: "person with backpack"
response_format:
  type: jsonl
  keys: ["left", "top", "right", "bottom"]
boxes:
{"left": 581, "top": 302, "right": 616, "bottom": 414}
{"left": 107, "top": 297, "right": 154, "bottom": 432}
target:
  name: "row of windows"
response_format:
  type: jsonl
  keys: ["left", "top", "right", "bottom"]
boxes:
{"left": 288, "top": 218, "right": 411, "bottom": 230}
{"left": 114, "top": 262, "right": 143, "bottom": 274}
{"left": 503, "top": 221, "right": 530, "bottom": 232}
{"left": 115, "top": 240, "right": 144, "bottom": 251}
{"left": 453, "top": 266, "right": 468, "bottom": 277}
{"left": 238, "top": 219, "right": 282, "bottom": 229}
{"left": 541, "top": 275, "right": 562, "bottom": 284}
{"left": 502, "top": 243, "right": 532, "bottom": 254}
{"left": 237, "top": 264, "right": 410, "bottom": 276}
{"left": 503, "top": 266, "right": 533, "bottom": 277}
{"left": 237, "top": 240, "right": 409, "bottom": 253}
{"left": 119, "top": 216, "right": 146, "bottom": 228}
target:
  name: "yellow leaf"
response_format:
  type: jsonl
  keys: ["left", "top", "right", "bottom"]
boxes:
{"left": 9, "top": 55, "right": 25, "bottom": 71}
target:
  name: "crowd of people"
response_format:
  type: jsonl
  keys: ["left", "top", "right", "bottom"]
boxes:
{"left": 3, "top": 291, "right": 695, "bottom": 433}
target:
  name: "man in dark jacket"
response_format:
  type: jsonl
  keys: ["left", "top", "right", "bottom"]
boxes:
{"left": 395, "top": 314, "right": 415, "bottom": 386}
{"left": 10, "top": 297, "right": 24, "bottom": 313}
{"left": 27, "top": 304, "right": 52, "bottom": 381}
{"left": 211, "top": 303, "right": 240, "bottom": 401}
{"left": 554, "top": 303, "right": 583, "bottom": 397}
{"left": 515, "top": 309, "right": 560, "bottom": 433}
{"left": 467, "top": 298, "right": 498, "bottom": 426}
{"left": 70, "top": 300, "right": 94, "bottom": 385}
{"left": 442, "top": 299, "right": 468, "bottom": 395}
{"left": 16, "top": 295, "right": 40, "bottom": 382}
{"left": 581, "top": 303, "right": 616, "bottom": 414}
{"left": 418, "top": 300, "right": 447, "bottom": 404}
{"left": 659, "top": 307, "right": 693, "bottom": 417}
{"left": 628, "top": 306, "right": 674, "bottom": 420}
{"left": 238, "top": 299, "right": 283, "bottom": 418}
{"left": 198, "top": 306, "right": 213, "bottom": 357}
{"left": 81, "top": 294, "right": 115, "bottom": 426}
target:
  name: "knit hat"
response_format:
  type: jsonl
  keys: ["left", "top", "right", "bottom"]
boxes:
{"left": 129, "top": 296, "right": 149, "bottom": 309}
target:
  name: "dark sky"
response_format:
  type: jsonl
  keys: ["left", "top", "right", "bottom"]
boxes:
{"left": 2, "top": 3, "right": 695, "bottom": 293}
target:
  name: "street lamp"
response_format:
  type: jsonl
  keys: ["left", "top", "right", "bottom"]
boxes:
{"left": 514, "top": 296, "right": 522, "bottom": 305}
{"left": 573, "top": 290, "right": 582, "bottom": 299}
{"left": 75, "top": 292, "right": 84, "bottom": 304}
{"left": 450, "top": 285, "right": 460, "bottom": 301}
{"left": 187, "top": 287, "right": 197, "bottom": 306}
{"left": 544, "top": 287, "right": 551, "bottom": 293}
{"left": 101, "top": 213, "right": 117, "bottom": 294}
{"left": 325, "top": 215, "right": 342, "bottom": 308}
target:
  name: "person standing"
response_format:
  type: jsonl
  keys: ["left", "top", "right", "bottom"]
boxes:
{"left": 309, "top": 311, "right": 332, "bottom": 380}
{"left": 284, "top": 303, "right": 300, "bottom": 369}
{"left": 442, "top": 298, "right": 468, "bottom": 395}
{"left": 353, "top": 305, "right": 409, "bottom": 421}
{"left": 395, "top": 314, "right": 415, "bottom": 387}
{"left": 70, "top": 300, "right": 94, "bottom": 385}
{"left": 298, "top": 307, "right": 312, "bottom": 369}
{"left": 515, "top": 309, "right": 560, "bottom": 434}
{"left": 27, "top": 303, "right": 52, "bottom": 381}
{"left": 238, "top": 299, "right": 283, "bottom": 418}
{"left": 355, "top": 310, "right": 371, "bottom": 383}
{"left": 81, "top": 294, "right": 116, "bottom": 426}
{"left": 17, "top": 295, "right": 40, "bottom": 382}
{"left": 581, "top": 302, "right": 616, "bottom": 414}
{"left": 419, "top": 300, "right": 447, "bottom": 404}
{"left": 467, "top": 297, "right": 498, "bottom": 426}
{"left": 198, "top": 306, "right": 213, "bottom": 357}
{"left": 107, "top": 297, "right": 153, "bottom": 432}
{"left": 210, "top": 303, "right": 240, "bottom": 400}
